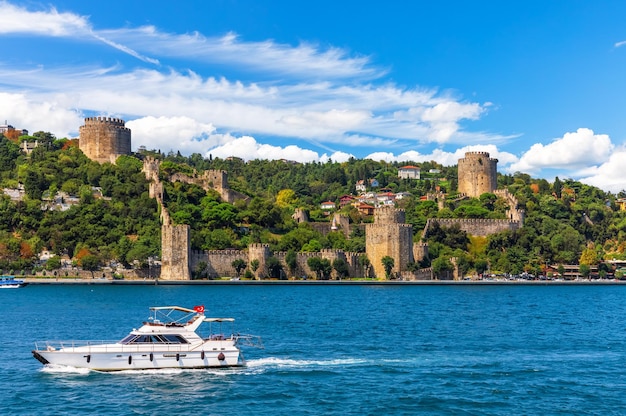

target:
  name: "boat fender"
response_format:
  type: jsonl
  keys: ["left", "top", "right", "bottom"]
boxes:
{"left": 149, "top": 353, "right": 153, "bottom": 362}
{"left": 176, "top": 353, "right": 180, "bottom": 361}
{"left": 128, "top": 356, "right": 132, "bottom": 365}
{"left": 201, "top": 351, "right": 205, "bottom": 360}
{"left": 86, "top": 355, "right": 91, "bottom": 363}
{"left": 218, "top": 352, "right": 225, "bottom": 361}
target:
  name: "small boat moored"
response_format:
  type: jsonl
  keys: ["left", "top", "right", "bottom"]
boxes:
{"left": 32, "top": 305, "right": 262, "bottom": 371}
{"left": 0, "top": 275, "right": 27, "bottom": 288}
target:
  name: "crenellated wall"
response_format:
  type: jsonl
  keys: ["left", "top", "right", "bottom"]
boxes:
{"left": 79, "top": 117, "right": 131, "bottom": 164}
{"left": 423, "top": 218, "right": 521, "bottom": 237}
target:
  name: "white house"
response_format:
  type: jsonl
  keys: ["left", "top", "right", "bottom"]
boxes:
{"left": 398, "top": 165, "right": 421, "bottom": 180}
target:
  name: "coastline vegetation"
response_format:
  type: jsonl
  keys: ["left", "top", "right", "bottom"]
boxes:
{"left": 1, "top": 132, "right": 626, "bottom": 279}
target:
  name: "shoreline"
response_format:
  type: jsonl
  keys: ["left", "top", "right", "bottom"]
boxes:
{"left": 20, "top": 278, "right": 626, "bottom": 286}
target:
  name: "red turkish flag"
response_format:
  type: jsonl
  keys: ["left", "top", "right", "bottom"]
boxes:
{"left": 193, "top": 305, "right": 205, "bottom": 313}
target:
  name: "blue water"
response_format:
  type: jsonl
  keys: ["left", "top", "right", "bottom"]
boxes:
{"left": 2, "top": 284, "right": 626, "bottom": 415}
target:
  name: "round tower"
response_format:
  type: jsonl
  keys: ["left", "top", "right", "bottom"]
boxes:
{"left": 457, "top": 151, "right": 498, "bottom": 198}
{"left": 79, "top": 117, "right": 131, "bottom": 164}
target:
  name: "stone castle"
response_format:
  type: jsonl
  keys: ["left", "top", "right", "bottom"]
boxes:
{"left": 79, "top": 117, "right": 131, "bottom": 164}
{"left": 41, "top": 130, "right": 524, "bottom": 281}
{"left": 145, "top": 149, "right": 525, "bottom": 281}
{"left": 457, "top": 151, "right": 498, "bottom": 198}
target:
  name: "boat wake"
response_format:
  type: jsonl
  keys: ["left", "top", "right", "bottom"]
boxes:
{"left": 40, "top": 357, "right": 402, "bottom": 376}
{"left": 244, "top": 357, "right": 368, "bottom": 372}
{"left": 40, "top": 364, "right": 91, "bottom": 375}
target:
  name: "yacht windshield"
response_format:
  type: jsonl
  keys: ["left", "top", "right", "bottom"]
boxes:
{"left": 120, "top": 334, "right": 189, "bottom": 344}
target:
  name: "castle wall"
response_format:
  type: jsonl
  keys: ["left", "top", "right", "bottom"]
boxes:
{"left": 457, "top": 151, "right": 498, "bottom": 198}
{"left": 79, "top": 117, "right": 131, "bottom": 164}
{"left": 494, "top": 189, "right": 525, "bottom": 225}
{"left": 424, "top": 218, "right": 521, "bottom": 237}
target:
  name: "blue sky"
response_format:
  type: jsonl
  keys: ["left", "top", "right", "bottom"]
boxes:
{"left": 1, "top": 0, "right": 626, "bottom": 191}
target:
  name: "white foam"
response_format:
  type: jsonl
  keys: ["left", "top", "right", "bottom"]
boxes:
{"left": 40, "top": 364, "right": 91, "bottom": 375}
{"left": 246, "top": 357, "right": 368, "bottom": 369}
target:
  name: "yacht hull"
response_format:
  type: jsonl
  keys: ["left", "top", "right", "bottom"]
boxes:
{"left": 33, "top": 348, "right": 241, "bottom": 371}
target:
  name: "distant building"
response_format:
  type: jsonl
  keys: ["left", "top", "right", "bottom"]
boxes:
{"left": 320, "top": 201, "right": 336, "bottom": 210}
{"left": 398, "top": 165, "right": 421, "bottom": 180}
{"left": 0, "top": 121, "right": 28, "bottom": 137}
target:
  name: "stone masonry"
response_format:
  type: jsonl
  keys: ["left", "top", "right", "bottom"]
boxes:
{"left": 457, "top": 151, "right": 498, "bottom": 198}
{"left": 365, "top": 206, "right": 415, "bottom": 279}
{"left": 79, "top": 117, "right": 131, "bottom": 164}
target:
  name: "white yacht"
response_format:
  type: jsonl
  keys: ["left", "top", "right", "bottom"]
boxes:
{"left": 32, "top": 306, "right": 262, "bottom": 371}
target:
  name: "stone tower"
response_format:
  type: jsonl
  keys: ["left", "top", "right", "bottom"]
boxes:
{"left": 365, "top": 206, "right": 414, "bottom": 279}
{"left": 79, "top": 117, "right": 131, "bottom": 164}
{"left": 457, "top": 151, "right": 498, "bottom": 198}
{"left": 159, "top": 201, "right": 191, "bottom": 280}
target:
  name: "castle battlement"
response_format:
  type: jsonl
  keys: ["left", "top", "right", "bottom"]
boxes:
{"left": 374, "top": 206, "right": 406, "bottom": 224}
{"left": 83, "top": 116, "right": 127, "bottom": 126}
{"left": 206, "top": 249, "right": 246, "bottom": 256}
{"left": 424, "top": 218, "right": 521, "bottom": 237}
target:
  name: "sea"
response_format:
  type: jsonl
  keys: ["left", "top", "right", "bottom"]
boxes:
{"left": 2, "top": 283, "right": 626, "bottom": 415}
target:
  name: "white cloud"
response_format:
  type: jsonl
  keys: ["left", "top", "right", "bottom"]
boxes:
{"left": 205, "top": 136, "right": 327, "bottom": 162}
{"left": 578, "top": 150, "right": 626, "bottom": 193}
{"left": 365, "top": 144, "right": 518, "bottom": 167}
{"left": 509, "top": 128, "right": 613, "bottom": 173}
{"left": 0, "top": 0, "right": 504, "bottom": 150}
{"left": 0, "top": 1, "right": 88, "bottom": 36}
{"left": 100, "top": 29, "right": 382, "bottom": 80}
{"left": 615, "top": 40, "right": 626, "bottom": 48}
{"left": 126, "top": 116, "right": 216, "bottom": 154}
{"left": 0, "top": 93, "right": 83, "bottom": 137}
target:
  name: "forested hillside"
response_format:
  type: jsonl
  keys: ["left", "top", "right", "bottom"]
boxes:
{"left": 1, "top": 132, "right": 626, "bottom": 278}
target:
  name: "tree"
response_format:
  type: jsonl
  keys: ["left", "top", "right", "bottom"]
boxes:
{"left": 45, "top": 256, "right": 62, "bottom": 272}
{"left": 231, "top": 258, "right": 247, "bottom": 277}
{"left": 266, "top": 256, "right": 283, "bottom": 279}
{"left": 432, "top": 256, "right": 454, "bottom": 279}
{"left": 579, "top": 264, "right": 591, "bottom": 278}
{"left": 250, "top": 259, "right": 260, "bottom": 277}
{"left": 285, "top": 249, "right": 298, "bottom": 277}
{"left": 307, "top": 257, "right": 322, "bottom": 279}
{"left": 80, "top": 254, "right": 100, "bottom": 278}
{"left": 358, "top": 254, "right": 371, "bottom": 278}
{"left": 381, "top": 256, "right": 395, "bottom": 279}
{"left": 195, "top": 261, "right": 208, "bottom": 279}
{"left": 474, "top": 258, "right": 489, "bottom": 275}
{"left": 579, "top": 243, "right": 600, "bottom": 266}
{"left": 332, "top": 258, "right": 349, "bottom": 279}
{"left": 307, "top": 257, "right": 332, "bottom": 280}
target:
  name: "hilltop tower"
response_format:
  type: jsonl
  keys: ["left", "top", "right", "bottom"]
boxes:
{"left": 365, "top": 206, "right": 414, "bottom": 279}
{"left": 457, "top": 151, "right": 498, "bottom": 198}
{"left": 79, "top": 117, "right": 131, "bottom": 164}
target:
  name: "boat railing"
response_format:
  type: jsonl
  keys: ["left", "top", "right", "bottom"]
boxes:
{"left": 235, "top": 334, "right": 264, "bottom": 349}
{"left": 33, "top": 340, "right": 217, "bottom": 353}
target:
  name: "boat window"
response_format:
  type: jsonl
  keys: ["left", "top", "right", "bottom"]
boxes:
{"left": 161, "top": 334, "right": 189, "bottom": 344}
{"left": 135, "top": 335, "right": 153, "bottom": 343}
{"left": 120, "top": 335, "right": 139, "bottom": 344}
